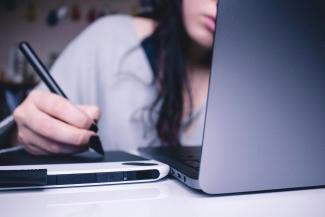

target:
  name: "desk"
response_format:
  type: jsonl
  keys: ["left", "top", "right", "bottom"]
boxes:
{"left": 0, "top": 178, "right": 324, "bottom": 217}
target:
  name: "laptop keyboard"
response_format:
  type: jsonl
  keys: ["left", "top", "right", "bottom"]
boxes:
{"left": 157, "top": 146, "right": 202, "bottom": 170}
{"left": 139, "top": 146, "right": 202, "bottom": 179}
{"left": 183, "top": 160, "right": 201, "bottom": 170}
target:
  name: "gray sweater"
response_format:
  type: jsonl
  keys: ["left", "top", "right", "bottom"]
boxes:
{"left": 39, "top": 15, "right": 206, "bottom": 151}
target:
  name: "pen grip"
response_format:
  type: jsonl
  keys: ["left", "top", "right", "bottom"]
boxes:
{"left": 19, "top": 41, "right": 103, "bottom": 155}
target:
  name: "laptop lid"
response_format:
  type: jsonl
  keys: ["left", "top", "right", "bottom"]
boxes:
{"left": 199, "top": 0, "right": 325, "bottom": 194}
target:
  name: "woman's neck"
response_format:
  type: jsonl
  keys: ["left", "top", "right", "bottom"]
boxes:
{"left": 182, "top": 39, "right": 212, "bottom": 120}
{"left": 186, "top": 40, "right": 212, "bottom": 72}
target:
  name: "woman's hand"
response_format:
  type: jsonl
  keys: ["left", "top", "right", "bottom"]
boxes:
{"left": 13, "top": 90, "right": 100, "bottom": 155}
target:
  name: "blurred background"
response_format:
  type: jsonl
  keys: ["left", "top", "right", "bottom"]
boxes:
{"left": 0, "top": 0, "right": 158, "bottom": 121}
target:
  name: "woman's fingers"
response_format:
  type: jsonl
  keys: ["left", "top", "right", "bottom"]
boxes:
{"left": 25, "top": 103, "right": 94, "bottom": 145}
{"left": 76, "top": 105, "right": 101, "bottom": 122}
{"left": 19, "top": 126, "right": 89, "bottom": 155}
{"left": 23, "top": 142, "right": 51, "bottom": 156}
{"left": 13, "top": 90, "right": 101, "bottom": 156}
{"left": 28, "top": 90, "right": 95, "bottom": 130}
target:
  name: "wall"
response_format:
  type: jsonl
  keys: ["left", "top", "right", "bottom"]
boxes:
{"left": 0, "top": 0, "right": 138, "bottom": 77}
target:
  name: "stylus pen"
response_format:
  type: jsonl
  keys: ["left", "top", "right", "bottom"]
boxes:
{"left": 19, "top": 41, "right": 104, "bottom": 156}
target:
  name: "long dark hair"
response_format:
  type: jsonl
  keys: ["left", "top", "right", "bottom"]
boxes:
{"left": 149, "top": 0, "right": 193, "bottom": 146}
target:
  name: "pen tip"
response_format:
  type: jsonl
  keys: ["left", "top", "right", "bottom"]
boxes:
{"left": 89, "top": 136, "right": 105, "bottom": 156}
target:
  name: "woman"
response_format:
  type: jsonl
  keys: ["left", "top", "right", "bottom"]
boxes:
{"left": 13, "top": 0, "right": 217, "bottom": 155}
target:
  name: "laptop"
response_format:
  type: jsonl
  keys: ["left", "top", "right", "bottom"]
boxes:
{"left": 0, "top": 148, "right": 169, "bottom": 190}
{"left": 140, "top": 0, "right": 325, "bottom": 194}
